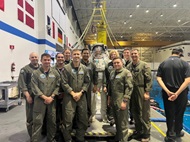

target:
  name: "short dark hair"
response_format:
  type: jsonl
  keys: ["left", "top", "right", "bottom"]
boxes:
{"left": 41, "top": 53, "right": 51, "bottom": 59}
{"left": 112, "top": 57, "right": 123, "bottom": 62}
{"left": 55, "top": 52, "right": 64, "bottom": 58}
{"left": 81, "top": 48, "right": 90, "bottom": 53}
{"left": 172, "top": 47, "right": 183, "bottom": 56}
{"left": 123, "top": 47, "right": 130, "bottom": 52}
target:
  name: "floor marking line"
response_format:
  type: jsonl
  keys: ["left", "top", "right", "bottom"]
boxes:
{"left": 151, "top": 122, "right": 166, "bottom": 137}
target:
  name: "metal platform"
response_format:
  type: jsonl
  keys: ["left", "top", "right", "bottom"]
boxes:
{"left": 0, "top": 81, "right": 22, "bottom": 111}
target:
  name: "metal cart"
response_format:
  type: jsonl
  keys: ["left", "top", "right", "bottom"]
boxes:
{"left": 0, "top": 81, "right": 22, "bottom": 111}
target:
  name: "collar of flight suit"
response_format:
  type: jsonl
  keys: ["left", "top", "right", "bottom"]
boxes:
{"left": 132, "top": 60, "right": 140, "bottom": 67}
{"left": 39, "top": 66, "right": 52, "bottom": 74}
{"left": 115, "top": 67, "right": 124, "bottom": 73}
{"left": 81, "top": 59, "right": 90, "bottom": 66}
{"left": 29, "top": 63, "right": 39, "bottom": 70}
{"left": 66, "top": 62, "right": 84, "bottom": 79}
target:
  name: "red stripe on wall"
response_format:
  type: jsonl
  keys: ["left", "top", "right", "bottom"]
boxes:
{"left": 0, "top": 0, "right": 4, "bottom": 11}
{"left": 25, "top": 1, "right": 34, "bottom": 17}
{"left": 52, "top": 22, "right": 55, "bottom": 39}
{"left": 26, "top": 14, "right": 34, "bottom": 29}
{"left": 17, "top": 0, "right": 23, "bottom": 8}
{"left": 18, "top": 9, "right": 24, "bottom": 22}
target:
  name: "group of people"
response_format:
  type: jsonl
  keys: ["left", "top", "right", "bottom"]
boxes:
{"left": 18, "top": 46, "right": 190, "bottom": 142}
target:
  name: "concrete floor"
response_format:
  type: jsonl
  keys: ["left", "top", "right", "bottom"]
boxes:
{"left": 1, "top": 98, "right": 190, "bottom": 142}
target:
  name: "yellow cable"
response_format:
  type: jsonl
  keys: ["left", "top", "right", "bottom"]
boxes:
{"left": 151, "top": 122, "right": 166, "bottom": 137}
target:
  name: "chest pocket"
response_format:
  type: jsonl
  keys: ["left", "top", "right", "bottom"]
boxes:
{"left": 111, "top": 74, "right": 123, "bottom": 92}
{"left": 48, "top": 74, "right": 56, "bottom": 84}
{"left": 78, "top": 70, "right": 85, "bottom": 81}
{"left": 132, "top": 67, "right": 142, "bottom": 77}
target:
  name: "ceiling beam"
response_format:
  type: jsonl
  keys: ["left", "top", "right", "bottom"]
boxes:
{"left": 84, "top": 40, "right": 176, "bottom": 48}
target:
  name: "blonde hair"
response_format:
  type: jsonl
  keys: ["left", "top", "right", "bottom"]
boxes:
{"left": 109, "top": 50, "right": 119, "bottom": 59}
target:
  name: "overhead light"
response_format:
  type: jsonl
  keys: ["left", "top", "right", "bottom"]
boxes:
{"left": 160, "top": 13, "right": 163, "bottom": 17}
{"left": 136, "top": 4, "right": 140, "bottom": 8}
{"left": 121, "top": 35, "right": 123, "bottom": 38}
{"left": 95, "top": 33, "right": 97, "bottom": 36}
{"left": 156, "top": 32, "right": 158, "bottom": 34}
{"left": 146, "top": 9, "right": 149, "bottom": 13}
{"left": 129, "top": 14, "right": 132, "bottom": 18}
{"left": 173, "top": 4, "right": 177, "bottom": 8}
{"left": 178, "top": 20, "right": 181, "bottom": 22}
{"left": 99, "top": 5, "right": 102, "bottom": 8}
{"left": 124, "top": 21, "right": 127, "bottom": 24}
{"left": 150, "top": 21, "right": 152, "bottom": 24}
{"left": 129, "top": 26, "right": 132, "bottom": 29}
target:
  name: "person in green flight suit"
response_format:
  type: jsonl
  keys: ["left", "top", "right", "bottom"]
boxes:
{"left": 18, "top": 52, "right": 40, "bottom": 140}
{"left": 61, "top": 49, "right": 90, "bottom": 142}
{"left": 109, "top": 57, "right": 133, "bottom": 142}
{"left": 31, "top": 53, "right": 60, "bottom": 142}
{"left": 52, "top": 52, "right": 65, "bottom": 141}
{"left": 127, "top": 49, "right": 152, "bottom": 142}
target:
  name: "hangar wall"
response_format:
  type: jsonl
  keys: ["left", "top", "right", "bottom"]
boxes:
{"left": 0, "top": 0, "right": 79, "bottom": 82}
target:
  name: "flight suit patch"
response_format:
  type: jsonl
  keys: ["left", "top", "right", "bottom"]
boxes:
{"left": 115, "top": 75, "right": 121, "bottom": 78}
{"left": 40, "top": 74, "right": 46, "bottom": 79}
{"left": 72, "top": 69, "right": 77, "bottom": 74}
{"left": 78, "top": 71, "right": 84, "bottom": 74}
{"left": 20, "top": 69, "right": 24, "bottom": 73}
{"left": 127, "top": 72, "right": 132, "bottom": 77}
{"left": 49, "top": 74, "right": 55, "bottom": 78}
{"left": 108, "top": 66, "right": 113, "bottom": 72}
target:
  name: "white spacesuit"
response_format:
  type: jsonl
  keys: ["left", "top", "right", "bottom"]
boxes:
{"left": 90, "top": 43, "right": 110, "bottom": 122}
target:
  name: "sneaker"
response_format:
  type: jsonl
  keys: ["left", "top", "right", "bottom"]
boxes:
{"left": 164, "top": 137, "right": 176, "bottom": 142}
{"left": 176, "top": 131, "right": 184, "bottom": 137}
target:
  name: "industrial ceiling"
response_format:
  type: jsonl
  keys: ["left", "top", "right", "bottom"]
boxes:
{"left": 71, "top": 0, "right": 190, "bottom": 47}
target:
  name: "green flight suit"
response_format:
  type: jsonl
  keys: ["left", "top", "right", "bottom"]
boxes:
{"left": 18, "top": 63, "right": 39, "bottom": 138}
{"left": 127, "top": 60, "right": 152, "bottom": 138}
{"left": 110, "top": 68, "right": 133, "bottom": 142}
{"left": 31, "top": 67, "right": 60, "bottom": 142}
{"left": 52, "top": 65, "right": 65, "bottom": 141}
{"left": 61, "top": 62, "right": 90, "bottom": 142}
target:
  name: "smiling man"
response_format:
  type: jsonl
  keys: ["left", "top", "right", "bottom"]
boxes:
{"left": 18, "top": 52, "right": 39, "bottom": 140}
{"left": 61, "top": 49, "right": 90, "bottom": 142}
{"left": 109, "top": 57, "right": 133, "bottom": 142}
{"left": 127, "top": 49, "right": 152, "bottom": 142}
{"left": 31, "top": 53, "right": 60, "bottom": 142}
